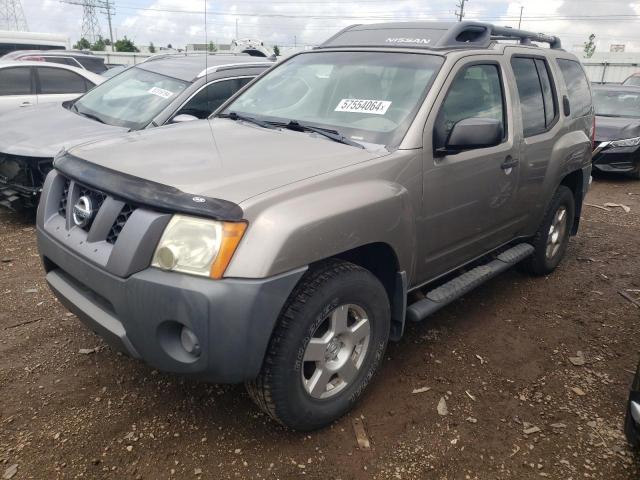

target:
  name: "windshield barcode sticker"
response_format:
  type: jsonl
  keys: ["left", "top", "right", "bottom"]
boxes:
{"left": 148, "top": 87, "right": 175, "bottom": 99}
{"left": 335, "top": 99, "right": 392, "bottom": 115}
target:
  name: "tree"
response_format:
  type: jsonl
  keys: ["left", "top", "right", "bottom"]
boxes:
{"left": 273, "top": 45, "right": 280, "bottom": 56}
{"left": 114, "top": 36, "right": 139, "bottom": 53}
{"left": 73, "top": 37, "right": 91, "bottom": 50}
{"left": 208, "top": 41, "right": 217, "bottom": 52}
{"left": 149, "top": 42, "right": 156, "bottom": 53}
{"left": 167, "top": 43, "right": 172, "bottom": 49}
{"left": 584, "top": 33, "right": 596, "bottom": 58}
{"left": 91, "top": 37, "right": 106, "bottom": 51}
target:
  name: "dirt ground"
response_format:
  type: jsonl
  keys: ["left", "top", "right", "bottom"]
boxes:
{"left": 1, "top": 176, "right": 639, "bottom": 480}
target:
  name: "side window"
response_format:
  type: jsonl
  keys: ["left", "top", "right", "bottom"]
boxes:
{"left": 434, "top": 64, "right": 504, "bottom": 149}
{"left": 556, "top": 59, "right": 592, "bottom": 118}
{"left": 178, "top": 78, "right": 252, "bottom": 119}
{"left": 37, "top": 68, "right": 88, "bottom": 94}
{"left": 511, "top": 57, "right": 556, "bottom": 137}
{"left": 44, "top": 57, "right": 79, "bottom": 67}
{"left": 535, "top": 59, "right": 557, "bottom": 127}
{"left": 0, "top": 67, "right": 32, "bottom": 95}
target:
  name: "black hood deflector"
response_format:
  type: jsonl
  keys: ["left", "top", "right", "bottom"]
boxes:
{"left": 54, "top": 153, "right": 244, "bottom": 221}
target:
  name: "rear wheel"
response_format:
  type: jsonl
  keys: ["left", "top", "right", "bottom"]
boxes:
{"left": 520, "top": 185, "right": 575, "bottom": 276}
{"left": 246, "top": 259, "right": 390, "bottom": 431}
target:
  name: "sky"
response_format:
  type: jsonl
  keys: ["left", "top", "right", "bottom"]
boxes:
{"left": 11, "top": 0, "right": 640, "bottom": 52}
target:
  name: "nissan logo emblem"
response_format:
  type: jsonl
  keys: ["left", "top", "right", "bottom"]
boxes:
{"left": 72, "top": 195, "right": 95, "bottom": 228}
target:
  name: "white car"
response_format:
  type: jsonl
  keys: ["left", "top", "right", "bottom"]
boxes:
{"left": 0, "top": 60, "right": 103, "bottom": 115}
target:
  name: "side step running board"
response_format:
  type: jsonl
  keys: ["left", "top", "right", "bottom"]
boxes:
{"left": 406, "top": 243, "right": 534, "bottom": 323}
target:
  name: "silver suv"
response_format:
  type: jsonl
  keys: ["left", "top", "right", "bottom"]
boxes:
{"left": 36, "top": 22, "right": 594, "bottom": 431}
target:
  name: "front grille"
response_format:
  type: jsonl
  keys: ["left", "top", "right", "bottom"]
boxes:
{"left": 57, "top": 177, "right": 138, "bottom": 245}
{"left": 107, "top": 204, "right": 136, "bottom": 244}
{"left": 58, "top": 180, "right": 70, "bottom": 217}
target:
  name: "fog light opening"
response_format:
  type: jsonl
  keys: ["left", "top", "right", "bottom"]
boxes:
{"left": 180, "top": 326, "right": 201, "bottom": 357}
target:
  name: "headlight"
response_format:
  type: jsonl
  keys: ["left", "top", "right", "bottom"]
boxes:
{"left": 152, "top": 215, "right": 247, "bottom": 279}
{"left": 609, "top": 136, "right": 640, "bottom": 148}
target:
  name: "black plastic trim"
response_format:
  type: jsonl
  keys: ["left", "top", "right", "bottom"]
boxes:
{"left": 54, "top": 153, "right": 244, "bottom": 221}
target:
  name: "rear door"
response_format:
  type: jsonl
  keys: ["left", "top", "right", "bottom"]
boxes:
{"left": 418, "top": 58, "right": 522, "bottom": 281}
{"left": 0, "top": 66, "right": 36, "bottom": 114}
{"left": 507, "top": 54, "right": 561, "bottom": 222}
{"left": 35, "top": 66, "right": 92, "bottom": 105}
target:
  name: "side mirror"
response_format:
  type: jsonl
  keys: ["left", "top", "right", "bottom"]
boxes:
{"left": 171, "top": 114, "right": 198, "bottom": 124}
{"left": 436, "top": 117, "right": 503, "bottom": 157}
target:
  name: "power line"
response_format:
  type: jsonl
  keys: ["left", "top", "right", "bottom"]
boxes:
{"left": 0, "top": 0, "right": 28, "bottom": 31}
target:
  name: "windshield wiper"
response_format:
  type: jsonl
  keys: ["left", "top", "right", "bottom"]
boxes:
{"left": 72, "top": 104, "right": 105, "bottom": 124}
{"left": 280, "top": 120, "right": 365, "bottom": 149}
{"left": 219, "top": 111, "right": 278, "bottom": 129}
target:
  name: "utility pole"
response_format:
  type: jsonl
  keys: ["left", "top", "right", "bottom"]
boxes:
{"left": 455, "top": 0, "right": 468, "bottom": 22}
{"left": 235, "top": 18, "right": 238, "bottom": 40}
{"left": 518, "top": 6, "right": 523, "bottom": 29}
{"left": 0, "top": 0, "right": 29, "bottom": 31}
{"left": 102, "top": 0, "right": 115, "bottom": 46}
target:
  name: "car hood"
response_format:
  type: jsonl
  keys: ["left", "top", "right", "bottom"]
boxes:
{"left": 67, "top": 118, "right": 389, "bottom": 205}
{"left": 0, "top": 103, "right": 128, "bottom": 158}
{"left": 595, "top": 115, "right": 640, "bottom": 142}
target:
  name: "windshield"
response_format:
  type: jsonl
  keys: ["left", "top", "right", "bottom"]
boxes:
{"left": 222, "top": 51, "right": 444, "bottom": 146}
{"left": 73, "top": 67, "right": 190, "bottom": 129}
{"left": 593, "top": 89, "right": 640, "bottom": 118}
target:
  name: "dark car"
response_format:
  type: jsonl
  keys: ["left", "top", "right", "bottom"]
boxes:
{"left": 1, "top": 49, "right": 108, "bottom": 74}
{"left": 592, "top": 85, "right": 640, "bottom": 179}
{"left": 0, "top": 54, "right": 273, "bottom": 209}
{"left": 626, "top": 362, "right": 640, "bottom": 447}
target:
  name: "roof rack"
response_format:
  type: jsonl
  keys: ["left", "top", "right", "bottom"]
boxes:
{"left": 142, "top": 52, "right": 251, "bottom": 63}
{"left": 318, "top": 21, "right": 562, "bottom": 51}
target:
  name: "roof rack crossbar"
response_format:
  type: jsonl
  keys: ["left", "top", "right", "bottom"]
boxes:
{"left": 489, "top": 25, "right": 562, "bottom": 49}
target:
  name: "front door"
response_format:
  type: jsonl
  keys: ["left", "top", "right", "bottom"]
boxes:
{"left": 416, "top": 59, "right": 523, "bottom": 283}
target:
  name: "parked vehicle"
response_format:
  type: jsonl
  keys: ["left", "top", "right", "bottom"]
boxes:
{"left": 592, "top": 85, "right": 640, "bottom": 179}
{"left": 626, "top": 362, "right": 640, "bottom": 448}
{"left": 0, "top": 55, "right": 272, "bottom": 209}
{"left": 622, "top": 73, "right": 640, "bottom": 87}
{"left": 0, "top": 30, "right": 69, "bottom": 57}
{"left": 2, "top": 49, "right": 108, "bottom": 74}
{"left": 0, "top": 60, "right": 103, "bottom": 115}
{"left": 36, "top": 22, "right": 593, "bottom": 431}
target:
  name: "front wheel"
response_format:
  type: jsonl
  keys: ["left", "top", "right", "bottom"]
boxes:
{"left": 520, "top": 185, "right": 575, "bottom": 276}
{"left": 246, "top": 260, "right": 390, "bottom": 431}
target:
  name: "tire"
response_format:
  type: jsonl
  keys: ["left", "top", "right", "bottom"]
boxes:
{"left": 246, "top": 259, "right": 390, "bottom": 431}
{"left": 631, "top": 163, "right": 640, "bottom": 180}
{"left": 520, "top": 185, "right": 575, "bottom": 276}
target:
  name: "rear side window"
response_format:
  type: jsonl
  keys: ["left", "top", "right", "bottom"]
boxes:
{"left": 511, "top": 57, "right": 557, "bottom": 137}
{"left": 76, "top": 57, "right": 107, "bottom": 74}
{"left": 556, "top": 59, "right": 592, "bottom": 118}
{"left": 44, "top": 57, "right": 80, "bottom": 67}
{"left": 178, "top": 77, "right": 253, "bottom": 119}
{"left": 434, "top": 64, "right": 505, "bottom": 148}
{"left": 37, "top": 67, "right": 88, "bottom": 94}
{"left": 0, "top": 67, "right": 31, "bottom": 95}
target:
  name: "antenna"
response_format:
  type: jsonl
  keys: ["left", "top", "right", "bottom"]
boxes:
{"left": 204, "top": 0, "right": 208, "bottom": 85}
{"left": 0, "top": 0, "right": 29, "bottom": 31}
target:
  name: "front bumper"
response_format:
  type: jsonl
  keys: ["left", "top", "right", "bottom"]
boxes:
{"left": 592, "top": 142, "right": 640, "bottom": 174}
{"left": 38, "top": 226, "right": 306, "bottom": 383}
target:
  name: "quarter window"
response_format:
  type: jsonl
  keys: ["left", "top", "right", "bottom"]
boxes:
{"left": 0, "top": 67, "right": 31, "bottom": 95}
{"left": 434, "top": 64, "right": 505, "bottom": 149}
{"left": 37, "top": 67, "right": 89, "bottom": 94}
{"left": 511, "top": 57, "right": 557, "bottom": 137}
{"left": 556, "top": 59, "right": 592, "bottom": 118}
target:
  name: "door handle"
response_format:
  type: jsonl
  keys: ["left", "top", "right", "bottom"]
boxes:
{"left": 501, "top": 156, "right": 519, "bottom": 170}
{"left": 20, "top": 102, "right": 32, "bottom": 107}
